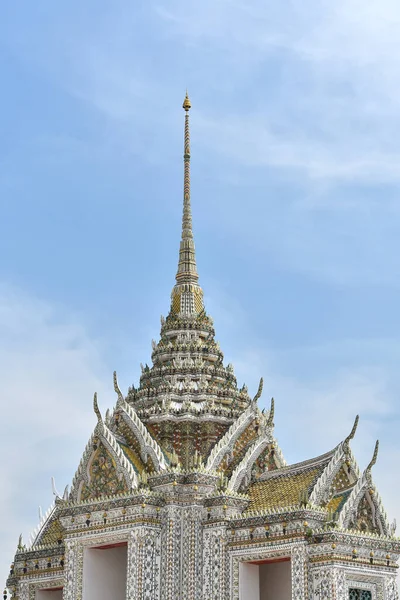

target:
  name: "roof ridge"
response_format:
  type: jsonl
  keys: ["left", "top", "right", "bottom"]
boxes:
{"left": 257, "top": 447, "right": 337, "bottom": 481}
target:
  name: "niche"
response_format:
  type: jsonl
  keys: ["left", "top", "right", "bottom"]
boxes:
{"left": 82, "top": 542, "right": 127, "bottom": 600}
{"left": 239, "top": 557, "right": 292, "bottom": 600}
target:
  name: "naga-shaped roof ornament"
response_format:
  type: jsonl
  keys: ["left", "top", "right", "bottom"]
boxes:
{"left": 365, "top": 440, "right": 379, "bottom": 481}
{"left": 252, "top": 378, "right": 263, "bottom": 405}
{"left": 113, "top": 370, "right": 124, "bottom": 405}
{"left": 93, "top": 392, "right": 102, "bottom": 423}
{"left": 344, "top": 414, "right": 359, "bottom": 449}
{"left": 266, "top": 397, "right": 275, "bottom": 428}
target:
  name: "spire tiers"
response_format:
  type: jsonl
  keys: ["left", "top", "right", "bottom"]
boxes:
{"left": 171, "top": 93, "right": 204, "bottom": 316}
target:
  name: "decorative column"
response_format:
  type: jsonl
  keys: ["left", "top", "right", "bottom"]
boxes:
{"left": 308, "top": 566, "right": 337, "bottom": 600}
{"left": 63, "top": 540, "right": 81, "bottom": 600}
{"left": 334, "top": 568, "right": 346, "bottom": 600}
{"left": 291, "top": 545, "right": 307, "bottom": 600}
{"left": 160, "top": 506, "right": 182, "bottom": 600}
{"left": 181, "top": 507, "right": 203, "bottom": 600}
{"left": 203, "top": 526, "right": 228, "bottom": 600}
{"left": 17, "top": 582, "right": 29, "bottom": 600}
{"left": 385, "top": 576, "right": 399, "bottom": 600}
{"left": 127, "top": 526, "right": 161, "bottom": 600}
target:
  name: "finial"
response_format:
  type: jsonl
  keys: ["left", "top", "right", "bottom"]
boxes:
{"left": 252, "top": 378, "right": 264, "bottom": 405}
{"left": 113, "top": 371, "right": 124, "bottom": 404}
{"left": 344, "top": 415, "right": 359, "bottom": 446}
{"left": 93, "top": 392, "right": 102, "bottom": 423}
{"left": 267, "top": 397, "right": 275, "bottom": 427}
{"left": 51, "top": 476, "right": 61, "bottom": 498}
{"left": 171, "top": 93, "right": 204, "bottom": 315}
{"left": 182, "top": 90, "right": 191, "bottom": 111}
{"left": 366, "top": 440, "right": 379, "bottom": 473}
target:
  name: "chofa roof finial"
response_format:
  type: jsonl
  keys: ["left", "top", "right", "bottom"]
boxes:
{"left": 113, "top": 371, "right": 124, "bottom": 404}
{"left": 344, "top": 414, "right": 359, "bottom": 447}
{"left": 366, "top": 440, "right": 379, "bottom": 474}
{"left": 252, "top": 377, "right": 264, "bottom": 405}
{"left": 93, "top": 392, "right": 102, "bottom": 423}
{"left": 267, "top": 397, "right": 275, "bottom": 428}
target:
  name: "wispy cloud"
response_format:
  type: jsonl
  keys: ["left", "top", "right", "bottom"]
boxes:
{"left": 0, "top": 286, "right": 109, "bottom": 582}
{"left": 155, "top": 0, "right": 400, "bottom": 184}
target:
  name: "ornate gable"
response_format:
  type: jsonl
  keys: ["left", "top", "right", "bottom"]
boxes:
{"left": 79, "top": 442, "right": 130, "bottom": 502}
{"left": 355, "top": 492, "right": 382, "bottom": 534}
{"left": 69, "top": 394, "right": 139, "bottom": 502}
{"left": 338, "top": 441, "right": 390, "bottom": 535}
{"left": 308, "top": 416, "right": 360, "bottom": 508}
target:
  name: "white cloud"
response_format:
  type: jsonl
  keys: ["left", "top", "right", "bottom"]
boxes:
{"left": 155, "top": 0, "right": 400, "bottom": 184}
{"left": 194, "top": 112, "right": 400, "bottom": 183}
{"left": 0, "top": 286, "right": 109, "bottom": 584}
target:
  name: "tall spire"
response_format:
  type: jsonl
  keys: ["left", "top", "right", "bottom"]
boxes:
{"left": 181, "top": 91, "right": 193, "bottom": 244}
{"left": 170, "top": 93, "right": 204, "bottom": 316}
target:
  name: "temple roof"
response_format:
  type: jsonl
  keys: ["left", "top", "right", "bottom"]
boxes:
{"left": 118, "top": 95, "right": 257, "bottom": 469}
{"left": 247, "top": 449, "right": 334, "bottom": 512}
{"left": 6, "top": 99, "right": 397, "bottom": 597}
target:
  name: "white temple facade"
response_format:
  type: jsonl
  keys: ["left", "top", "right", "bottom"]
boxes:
{"left": 6, "top": 94, "right": 400, "bottom": 600}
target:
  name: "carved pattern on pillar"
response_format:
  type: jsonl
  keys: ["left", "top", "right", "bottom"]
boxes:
{"left": 385, "top": 576, "right": 399, "bottom": 600}
{"left": 292, "top": 545, "right": 307, "bottom": 599}
{"left": 18, "top": 582, "right": 29, "bottom": 600}
{"left": 309, "top": 567, "right": 335, "bottom": 599}
{"left": 160, "top": 506, "right": 182, "bottom": 600}
{"left": 127, "top": 526, "right": 161, "bottom": 600}
{"left": 181, "top": 507, "right": 203, "bottom": 600}
{"left": 127, "top": 529, "right": 140, "bottom": 600}
{"left": 335, "top": 568, "right": 346, "bottom": 600}
{"left": 63, "top": 540, "right": 79, "bottom": 600}
{"left": 203, "top": 527, "right": 227, "bottom": 600}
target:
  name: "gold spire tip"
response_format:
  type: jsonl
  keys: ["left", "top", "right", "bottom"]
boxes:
{"left": 183, "top": 91, "right": 191, "bottom": 111}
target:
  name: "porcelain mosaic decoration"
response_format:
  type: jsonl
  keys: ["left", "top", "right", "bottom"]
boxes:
{"left": 5, "top": 95, "right": 400, "bottom": 600}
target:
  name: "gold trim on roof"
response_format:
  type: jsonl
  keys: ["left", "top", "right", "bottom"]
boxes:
{"left": 247, "top": 467, "right": 322, "bottom": 512}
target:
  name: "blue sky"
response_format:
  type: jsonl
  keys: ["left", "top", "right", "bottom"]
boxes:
{"left": 1, "top": 0, "right": 400, "bottom": 584}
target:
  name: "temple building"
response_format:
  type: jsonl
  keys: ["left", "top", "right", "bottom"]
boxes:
{"left": 6, "top": 94, "right": 400, "bottom": 600}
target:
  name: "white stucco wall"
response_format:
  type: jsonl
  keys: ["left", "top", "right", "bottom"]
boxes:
{"left": 239, "top": 563, "right": 260, "bottom": 600}
{"left": 36, "top": 590, "right": 63, "bottom": 599}
{"left": 82, "top": 545, "right": 127, "bottom": 600}
{"left": 259, "top": 560, "right": 292, "bottom": 600}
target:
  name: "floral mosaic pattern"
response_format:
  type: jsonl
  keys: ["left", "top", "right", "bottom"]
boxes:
{"left": 80, "top": 443, "right": 129, "bottom": 501}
